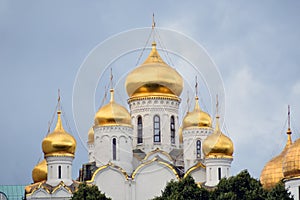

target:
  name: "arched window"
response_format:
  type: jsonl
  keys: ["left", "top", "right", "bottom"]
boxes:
{"left": 137, "top": 116, "right": 143, "bottom": 144}
{"left": 153, "top": 115, "right": 161, "bottom": 142}
{"left": 112, "top": 138, "right": 117, "bottom": 160}
{"left": 170, "top": 116, "right": 175, "bottom": 144}
{"left": 58, "top": 165, "right": 61, "bottom": 179}
{"left": 196, "top": 140, "right": 201, "bottom": 158}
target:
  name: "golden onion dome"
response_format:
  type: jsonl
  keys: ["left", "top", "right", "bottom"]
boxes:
{"left": 260, "top": 129, "right": 292, "bottom": 189}
{"left": 203, "top": 116, "right": 233, "bottom": 158}
{"left": 42, "top": 111, "right": 77, "bottom": 157}
{"left": 94, "top": 89, "right": 132, "bottom": 127}
{"left": 182, "top": 97, "right": 212, "bottom": 130}
{"left": 32, "top": 159, "right": 47, "bottom": 183}
{"left": 283, "top": 128, "right": 300, "bottom": 179}
{"left": 125, "top": 42, "right": 183, "bottom": 99}
{"left": 88, "top": 127, "right": 94, "bottom": 144}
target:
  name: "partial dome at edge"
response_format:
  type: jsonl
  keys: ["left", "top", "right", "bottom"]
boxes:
{"left": 32, "top": 159, "right": 47, "bottom": 183}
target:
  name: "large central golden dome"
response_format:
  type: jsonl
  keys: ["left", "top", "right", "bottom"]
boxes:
{"left": 42, "top": 111, "right": 77, "bottom": 157}
{"left": 125, "top": 42, "right": 183, "bottom": 99}
{"left": 182, "top": 97, "right": 212, "bottom": 129}
{"left": 94, "top": 89, "right": 132, "bottom": 127}
{"left": 260, "top": 129, "right": 292, "bottom": 189}
{"left": 203, "top": 116, "right": 233, "bottom": 158}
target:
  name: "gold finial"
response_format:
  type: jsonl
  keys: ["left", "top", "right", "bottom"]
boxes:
{"left": 152, "top": 13, "right": 156, "bottom": 30}
{"left": 287, "top": 105, "right": 291, "bottom": 134}
{"left": 215, "top": 94, "right": 220, "bottom": 132}
{"left": 57, "top": 89, "right": 61, "bottom": 111}
{"left": 286, "top": 105, "right": 292, "bottom": 147}
{"left": 195, "top": 76, "right": 198, "bottom": 97}
{"left": 109, "top": 68, "right": 115, "bottom": 102}
{"left": 110, "top": 68, "right": 113, "bottom": 89}
{"left": 110, "top": 89, "right": 114, "bottom": 102}
{"left": 55, "top": 89, "right": 64, "bottom": 131}
{"left": 54, "top": 109, "right": 64, "bottom": 131}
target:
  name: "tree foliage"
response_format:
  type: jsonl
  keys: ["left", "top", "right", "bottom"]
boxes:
{"left": 152, "top": 170, "right": 292, "bottom": 200}
{"left": 72, "top": 183, "right": 111, "bottom": 200}
{"left": 152, "top": 175, "right": 209, "bottom": 200}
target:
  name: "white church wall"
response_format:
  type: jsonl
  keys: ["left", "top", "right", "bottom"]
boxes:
{"left": 92, "top": 166, "right": 128, "bottom": 200}
{"left": 143, "top": 150, "right": 173, "bottom": 163}
{"left": 188, "top": 167, "right": 206, "bottom": 183}
{"left": 129, "top": 98, "right": 180, "bottom": 154}
{"left": 46, "top": 156, "right": 73, "bottom": 186}
{"left": 285, "top": 179, "right": 300, "bottom": 200}
{"left": 133, "top": 161, "right": 178, "bottom": 200}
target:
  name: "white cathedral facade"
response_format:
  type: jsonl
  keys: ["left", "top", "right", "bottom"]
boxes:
{"left": 25, "top": 41, "right": 234, "bottom": 200}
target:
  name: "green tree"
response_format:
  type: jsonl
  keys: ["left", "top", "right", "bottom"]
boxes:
{"left": 210, "top": 170, "right": 266, "bottom": 200}
{"left": 152, "top": 170, "right": 292, "bottom": 200}
{"left": 266, "top": 181, "right": 293, "bottom": 200}
{"left": 152, "top": 175, "right": 209, "bottom": 200}
{"left": 211, "top": 170, "right": 293, "bottom": 200}
{"left": 72, "top": 183, "right": 111, "bottom": 200}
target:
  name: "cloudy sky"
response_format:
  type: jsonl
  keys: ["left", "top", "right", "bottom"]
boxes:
{"left": 1, "top": 1, "right": 300, "bottom": 185}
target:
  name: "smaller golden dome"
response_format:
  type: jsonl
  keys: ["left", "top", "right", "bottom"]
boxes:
{"left": 125, "top": 42, "right": 183, "bottom": 99}
{"left": 42, "top": 111, "right": 77, "bottom": 157}
{"left": 182, "top": 97, "right": 212, "bottom": 130}
{"left": 32, "top": 159, "right": 47, "bottom": 183}
{"left": 88, "top": 127, "right": 94, "bottom": 144}
{"left": 203, "top": 116, "right": 233, "bottom": 158}
{"left": 260, "top": 130, "right": 292, "bottom": 189}
{"left": 94, "top": 89, "right": 132, "bottom": 127}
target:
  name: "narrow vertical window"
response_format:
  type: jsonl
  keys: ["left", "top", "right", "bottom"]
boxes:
{"left": 170, "top": 116, "right": 175, "bottom": 144}
{"left": 137, "top": 116, "right": 143, "bottom": 144}
{"left": 112, "top": 138, "right": 117, "bottom": 160}
{"left": 153, "top": 115, "right": 161, "bottom": 142}
{"left": 218, "top": 167, "right": 222, "bottom": 180}
{"left": 196, "top": 140, "right": 201, "bottom": 158}
{"left": 58, "top": 165, "right": 61, "bottom": 179}
{"left": 50, "top": 166, "right": 53, "bottom": 179}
